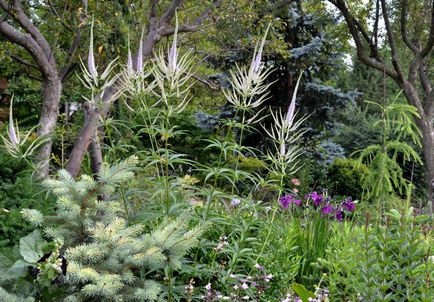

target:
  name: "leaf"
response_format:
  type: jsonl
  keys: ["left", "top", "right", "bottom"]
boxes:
{"left": 292, "top": 283, "right": 315, "bottom": 302}
{"left": 9, "top": 260, "right": 33, "bottom": 277}
{"left": 19, "top": 230, "right": 45, "bottom": 263}
{"left": 0, "top": 252, "right": 13, "bottom": 270}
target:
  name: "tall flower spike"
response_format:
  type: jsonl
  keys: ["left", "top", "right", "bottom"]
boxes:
{"left": 285, "top": 72, "right": 303, "bottom": 128}
{"left": 88, "top": 19, "right": 97, "bottom": 80}
{"left": 8, "top": 96, "right": 19, "bottom": 146}
{"left": 136, "top": 29, "right": 144, "bottom": 74}
{"left": 250, "top": 22, "right": 272, "bottom": 80}
{"left": 168, "top": 11, "right": 179, "bottom": 73}
{"left": 127, "top": 34, "right": 133, "bottom": 77}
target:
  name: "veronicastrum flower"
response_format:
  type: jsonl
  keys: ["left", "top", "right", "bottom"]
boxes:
{"left": 87, "top": 19, "right": 97, "bottom": 82}
{"left": 121, "top": 35, "right": 154, "bottom": 99}
{"left": 136, "top": 29, "right": 144, "bottom": 74}
{"left": 263, "top": 72, "right": 307, "bottom": 170}
{"left": 1, "top": 96, "right": 49, "bottom": 160}
{"left": 167, "top": 13, "right": 179, "bottom": 74}
{"left": 151, "top": 12, "right": 195, "bottom": 116}
{"left": 223, "top": 22, "right": 274, "bottom": 113}
{"left": 78, "top": 22, "right": 122, "bottom": 105}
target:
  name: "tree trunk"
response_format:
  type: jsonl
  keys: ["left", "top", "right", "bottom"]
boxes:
{"left": 66, "top": 103, "right": 101, "bottom": 178}
{"left": 88, "top": 130, "right": 103, "bottom": 175}
{"left": 402, "top": 84, "right": 434, "bottom": 213}
{"left": 36, "top": 75, "right": 61, "bottom": 178}
{"left": 417, "top": 118, "right": 434, "bottom": 213}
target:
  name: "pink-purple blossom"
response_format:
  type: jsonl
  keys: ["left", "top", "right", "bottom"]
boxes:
{"left": 280, "top": 190, "right": 355, "bottom": 222}
{"left": 321, "top": 204, "right": 334, "bottom": 215}
{"left": 279, "top": 194, "right": 301, "bottom": 208}
{"left": 335, "top": 208, "right": 344, "bottom": 221}
{"left": 306, "top": 191, "right": 323, "bottom": 207}
{"left": 342, "top": 198, "right": 356, "bottom": 212}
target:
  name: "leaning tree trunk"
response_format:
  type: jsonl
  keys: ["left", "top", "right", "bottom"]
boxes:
{"left": 36, "top": 75, "right": 61, "bottom": 178}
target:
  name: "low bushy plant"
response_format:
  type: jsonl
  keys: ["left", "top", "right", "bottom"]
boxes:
{"left": 319, "top": 207, "right": 433, "bottom": 301}
{"left": 326, "top": 158, "right": 368, "bottom": 199}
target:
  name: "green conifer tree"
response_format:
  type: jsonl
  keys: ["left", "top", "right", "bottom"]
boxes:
{"left": 1, "top": 156, "right": 205, "bottom": 301}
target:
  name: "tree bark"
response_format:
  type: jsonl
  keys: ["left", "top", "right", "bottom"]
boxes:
{"left": 36, "top": 75, "right": 62, "bottom": 178}
{"left": 88, "top": 129, "right": 104, "bottom": 175}
{"left": 418, "top": 119, "right": 434, "bottom": 213}
{"left": 66, "top": 102, "right": 101, "bottom": 178}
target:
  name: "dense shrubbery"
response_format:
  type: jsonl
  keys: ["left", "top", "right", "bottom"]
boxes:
{"left": 0, "top": 151, "right": 54, "bottom": 248}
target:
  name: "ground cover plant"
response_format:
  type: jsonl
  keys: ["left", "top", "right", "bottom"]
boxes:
{"left": 0, "top": 1, "right": 433, "bottom": 301}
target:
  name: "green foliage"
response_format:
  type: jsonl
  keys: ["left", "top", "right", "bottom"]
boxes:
{"left": 0, "top": 157, "right": 205, "bottom": 301}
{"left": 0, "top": 151, "right": 54, "bottom": 248}
{"left": 0, "top": 229, "right": 64, "bottom": 299}
{"left": 353, "top": 95, "right": 422, "bottom": 206}
{"left": 326, "top": 158, "right": 368, "bottom": 199}
{"left": 294, "top": 213, "right": 331, "bottom": 288}
{"left": 319, "top": 208, "right": 434, "bottom": 301}
{"left": 292, "top": 283, "right": 315, "bottom": 302}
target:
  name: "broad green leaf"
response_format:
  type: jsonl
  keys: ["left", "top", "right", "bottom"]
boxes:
{"left": 9, "top": 260, "right": 33, "bottom": 277}
{"left": 19, "top": 230, "right": 45, "bottom": 263}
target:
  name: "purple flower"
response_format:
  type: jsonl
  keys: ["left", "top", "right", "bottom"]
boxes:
{"left": 307, "top": 191, "right": 323, "bottom": 207}
{"left": 335, "top": 208, "right": 344, "bottom": 221}
{"left": 342, "top": 198, "right": 356, "bottom": 212}
{"left": 231, "top": 198, "right": 241, "bottom": 207}
{"left": 292, "top": 198, "right": 301, "bottom": 205}
{"left": 279, "top": 195, "right": 291, "bottom": 208}
{"left": 254, "top": 263, "right": 265, "bottom": 271}
{"left": 321, "top": 204, "right": 334, "bottom": 215}
{"left": 279, "top": 194, "right": 301, "bottom": 208}
{"left": 8, "top": 104, "right": 19, "bottom": 146}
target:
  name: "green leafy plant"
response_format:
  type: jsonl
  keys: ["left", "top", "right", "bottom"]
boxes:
{"left": 353, "top": 93, "right": 422, "bottom": 208}
{"left": 1, "top": 157, "right": 206, "bottom": 301}
{"left": 319, "top": 207, "right": 433, "bottom": 301}
{"left": 326, "top": 158, "right": 368, "bottom": 199}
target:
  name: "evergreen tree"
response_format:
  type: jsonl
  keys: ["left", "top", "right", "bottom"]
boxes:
{"left": 1, "top": 157, "right": 205, "bottom": 301}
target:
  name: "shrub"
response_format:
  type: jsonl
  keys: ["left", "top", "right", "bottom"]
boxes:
{"left": 326, "top": 158, "right": 368, "bottom": 199}
{"left": 0, "top": 151, "right": 54, "bottom": 248}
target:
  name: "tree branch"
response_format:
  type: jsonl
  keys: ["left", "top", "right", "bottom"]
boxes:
{"left": 329, "top": 0, "right": 397, "bottom": 80}
{"left": 8, "top": 52, "right": 38, "bottom": 70}
{"left": 0, "top": 0, "right": 55, "bottom": 64}
{"left": 420, "top": 2, "right": 434, "bottom": 58}
{"left": 160, "top": 0, "right": 184, "bottom": 26}
{"left": 380, "top": 0, "right": 404, "bottom": 82}
{"left": 0, "top": 20, "right": 55, "bottom": 77}
{"left": 47, "top": 0, "right": 73, "bottom": 32}
{"left": 400, "top": 0, "right": 420, "bottom": 53}
{"left": 59, "top": 4, "right": 87, "bottom": 82}
{"left": 372, "top": 0, "right": 380, "bottom": 51}
{"left": 419, "top": 60, "right": 432, "bottom": 98}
